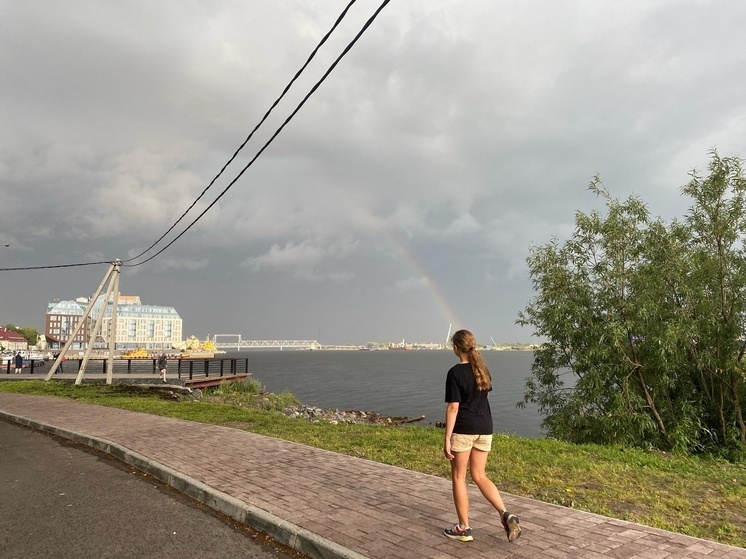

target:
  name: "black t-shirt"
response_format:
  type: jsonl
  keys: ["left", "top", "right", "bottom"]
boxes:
{"left": 444, "top": 362, "right": 493, "bottom": 435}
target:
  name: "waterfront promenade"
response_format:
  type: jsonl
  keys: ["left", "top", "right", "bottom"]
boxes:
{"left": 0, "top": 391, "right": 742, "bottom": 559}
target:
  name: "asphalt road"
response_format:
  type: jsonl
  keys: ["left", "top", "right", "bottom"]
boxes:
{"left": 0, "top": 420, "right": 306, "bottom": 559}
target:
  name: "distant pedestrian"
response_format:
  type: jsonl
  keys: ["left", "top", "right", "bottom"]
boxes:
{"left": 442, "top": 329, "right": 521, "bottom": 543}
{"left": 54, "top": 352, "right": 64, "bottom": 374}
{"left": 14, "top": 352, "right": 23, "bottom": 374}
{"left": 158, "top": 353, "right": 167, "bottom": 383}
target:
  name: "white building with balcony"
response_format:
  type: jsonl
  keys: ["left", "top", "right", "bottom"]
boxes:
{"left": 46, "top": 294, "right": 183, "bottom": 351}
{"left": 91, "top": 294, "right": 183, "bottom": 351}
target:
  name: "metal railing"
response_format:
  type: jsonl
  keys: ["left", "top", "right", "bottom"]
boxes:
{"left": 3, "top": 357, "right": 250, "bottom": 380}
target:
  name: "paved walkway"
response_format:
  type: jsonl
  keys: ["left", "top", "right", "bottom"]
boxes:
{"left": 0, "top": 392, "right": 742, "bottom": 559}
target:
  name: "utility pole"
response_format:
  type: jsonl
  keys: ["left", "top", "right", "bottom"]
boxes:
{"left": 45, "top": 260, "right": 121, "bottom": 384}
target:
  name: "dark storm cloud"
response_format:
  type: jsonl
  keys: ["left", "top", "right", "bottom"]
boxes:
{"left": 2, "top": 1, "right": 746, "bottom": 344}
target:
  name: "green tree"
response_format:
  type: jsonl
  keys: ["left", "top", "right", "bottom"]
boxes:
{"left": 518, "top": 152, "right": 746, "bottom": 456}
{"left": 680, "top": 153, "right": 746, "bottom": 450}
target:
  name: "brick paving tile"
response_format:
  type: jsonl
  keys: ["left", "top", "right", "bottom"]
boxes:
{"left": 1, "top": 392, "right": 743, "bottom": 559}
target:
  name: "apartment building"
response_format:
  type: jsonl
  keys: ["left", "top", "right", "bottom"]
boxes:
{"left": 91, "top": 294, "right": 183, "bottom": 351}
{"left": 45, "top": 298, "right": 89, "bottom": 350}
{"left": 46, "top": 294, "right": 183, "bottom": 351}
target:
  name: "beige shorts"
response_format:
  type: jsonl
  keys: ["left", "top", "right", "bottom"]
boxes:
{"left": 450, "top": 433, "right": 493, "bottom": 452}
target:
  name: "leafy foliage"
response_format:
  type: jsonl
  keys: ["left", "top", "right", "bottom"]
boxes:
{"left": 204, "top": 377, "right": 300, "bottom": 411}
{"left": 518, "top": 152, "right": 746, "bottom": 457}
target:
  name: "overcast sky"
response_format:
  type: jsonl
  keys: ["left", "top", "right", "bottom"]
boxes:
{"left": 1, "top": 0, "right": 745, "bottom": 345}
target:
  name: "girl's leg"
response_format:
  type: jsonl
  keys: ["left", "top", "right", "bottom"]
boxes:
{"left": 450, "top": 450, "right": 471, "bottom": 527}
{"left": 468, "top": 449, "right": 506, "bottom": 514}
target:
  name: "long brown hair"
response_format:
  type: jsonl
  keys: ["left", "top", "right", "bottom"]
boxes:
{"left": 451, "top": 329, "right": 492, "bottom": 390}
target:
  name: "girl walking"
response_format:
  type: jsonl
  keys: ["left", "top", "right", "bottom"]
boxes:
{"left": 442, "top": 329, "right": 521, "bottom": 543}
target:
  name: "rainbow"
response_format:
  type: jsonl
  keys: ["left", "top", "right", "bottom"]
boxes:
{"left": 385, "top": 234, "right": 463, "bottom": 334}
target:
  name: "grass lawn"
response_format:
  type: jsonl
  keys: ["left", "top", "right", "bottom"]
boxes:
{"left": 1, "top": 379, "right": 744, "bottom": 548}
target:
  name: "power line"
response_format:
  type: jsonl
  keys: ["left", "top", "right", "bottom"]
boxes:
{"left": 0, "top": 261, "right": 113, "bottom": 272}
{"left": 0, "top": 0, "right": 392, "bottom": 273}
{"left": 125, "top": 0, "right": 393, "bottom": 267}
{"left": 122, "top": 0, "right": 360, "bottom": 264}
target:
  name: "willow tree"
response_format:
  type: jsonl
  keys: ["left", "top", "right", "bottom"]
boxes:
{"left": 518, "top": 152, "right": 746, "bottom": 456}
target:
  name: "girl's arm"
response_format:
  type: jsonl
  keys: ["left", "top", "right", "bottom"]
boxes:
{"left": 443, "top": 401, "right": 459, "bottom": 460}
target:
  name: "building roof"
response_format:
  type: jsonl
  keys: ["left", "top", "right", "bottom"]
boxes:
{"left": 0, "top": 327, "right": 26, "bottom": 342}
{"left": 47, "top": 295, "right": 182, "bottom": 322}
{"left": 91, "top": 294, "right": 181, "bottom": 320}
{"left": 47, "top": 300, "right": 87, "bottom": 315}
{"left": 114, "top": 305, "right": 181, "bottom": 319}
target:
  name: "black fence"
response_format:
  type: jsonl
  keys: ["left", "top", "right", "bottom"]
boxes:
{"left": 2, "top": 357, "right": 250, "bottom": 380}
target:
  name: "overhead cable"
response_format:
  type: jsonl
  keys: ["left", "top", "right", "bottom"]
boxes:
{"left": 0, "top": 0, "right": 392, "bottom": 272}
{"left": 0, "top": 260, "right": 113, "bottom": 272}
{"left": 122, "top": 0, "right": 360, "bottom": 264}
{"left": 125, "top": 0, "right": 392, "bottom": 267}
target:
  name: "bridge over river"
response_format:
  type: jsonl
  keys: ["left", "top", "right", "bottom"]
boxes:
{"left": 210, "top": 335, "right": 361, "bottom": 351}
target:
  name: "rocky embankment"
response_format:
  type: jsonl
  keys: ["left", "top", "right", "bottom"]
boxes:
{"left": 136, "top": 382, "right": 426, "bottom": 426}
{"left": 282, "top": 404, "right": 425, "bottom": 426}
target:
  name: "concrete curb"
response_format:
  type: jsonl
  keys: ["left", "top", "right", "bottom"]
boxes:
{"left": 0, "top": 410, "right": 369, "bottom": 559}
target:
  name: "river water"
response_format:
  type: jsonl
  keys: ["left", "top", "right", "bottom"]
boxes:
{"left": 233, "top": 349, "right": 546, "bottom": 438}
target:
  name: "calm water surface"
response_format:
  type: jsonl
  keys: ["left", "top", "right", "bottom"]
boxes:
{"left": 232, "top": 350, "right": 545, "bottom": 438}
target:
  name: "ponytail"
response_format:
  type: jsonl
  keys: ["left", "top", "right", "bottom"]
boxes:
{"left": 451, "top": 330, "right": 492, "bottom": 390}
